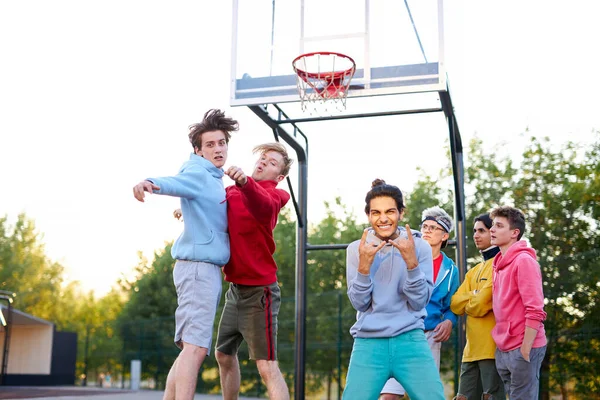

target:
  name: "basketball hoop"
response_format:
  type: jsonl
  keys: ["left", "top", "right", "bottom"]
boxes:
{"left": 292, "top": 52, "right": 356, "bottom": 113}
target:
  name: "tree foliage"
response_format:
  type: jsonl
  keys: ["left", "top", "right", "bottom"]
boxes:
{"left": 0, "top": 213, "right": 127, "bottom": 384}
{"left": 408, "top": 132, "right": 600, "bottom": 398}
{"left": 0, "top": 214, "right": 70, "bottom": 324}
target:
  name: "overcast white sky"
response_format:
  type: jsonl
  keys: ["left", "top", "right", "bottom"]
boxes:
{"left": 1, "top": 1, "right": 598, "bottom": 296}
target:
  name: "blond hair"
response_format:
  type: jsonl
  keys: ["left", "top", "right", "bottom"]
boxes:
{"left": 253, "top": 142, "right": 293, "bottom": 176}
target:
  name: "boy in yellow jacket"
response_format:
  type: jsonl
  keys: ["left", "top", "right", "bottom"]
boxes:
{"left": 450, "top": 214, "right": 505, "bottom": 399}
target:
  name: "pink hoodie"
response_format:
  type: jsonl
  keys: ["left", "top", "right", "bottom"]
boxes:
{"left": 492, "top": 240, "right": 547, "bottom": 352}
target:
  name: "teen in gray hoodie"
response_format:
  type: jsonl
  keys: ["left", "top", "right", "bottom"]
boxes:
{"left": 342, "top": 179, "right": 445, "bottom": 400}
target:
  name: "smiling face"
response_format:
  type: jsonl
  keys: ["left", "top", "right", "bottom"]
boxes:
{"left": 252, "top": 150, "right": 285, "bottom": 183}
{"left": 195, "top": 130, "right": 228, "bottom": 168}
{"left": 473, "top": 220, "right": 492, "bottom": 250}
{"left": 367, "top": 196, "right": 403, "bottom": 241}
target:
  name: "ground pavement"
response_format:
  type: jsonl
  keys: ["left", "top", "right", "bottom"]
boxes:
{"left": 0, "top": 386, "right": 261, "bottom": 400}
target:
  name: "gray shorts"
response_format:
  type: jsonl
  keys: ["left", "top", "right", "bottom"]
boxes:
{"left": 173, "top": 260, "right": 222, "bottom": 353}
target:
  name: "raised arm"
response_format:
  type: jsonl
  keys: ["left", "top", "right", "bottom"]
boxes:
{"left": 392, "top": 226, "right": 433, "bottom": 311}
{"left": 346, "top": 231, "right": 385, "bottom": 312}
{"left": 404, "top": 241, "right": 433, "bottom": 310}
{"left": 241, "top": 178, "right": 286, "bottom": 224}
{"left": 146, "top": 164, "right": 208, "bottom": 199}
{"left": 225, "top": 167, "right": 288, "bottom": 225}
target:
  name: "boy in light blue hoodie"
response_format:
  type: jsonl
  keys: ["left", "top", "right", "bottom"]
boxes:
{"left": 343, "top": 179, "right": 445, "bottom": 400}
{"left": 132, "top": 109, "right": 238, "bottom": 400}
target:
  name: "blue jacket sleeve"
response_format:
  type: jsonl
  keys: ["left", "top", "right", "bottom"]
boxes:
{"left": 444, "top": 264, "right": 460, "bottom": 326}
{"left": 148, "top": 164, "right": 206, "bottom": 199}
{"left": 346, "top": 242, "right": 373, "bottom": 312}
{"left": 403, "top": 238, "right": 433, "bottom": 311}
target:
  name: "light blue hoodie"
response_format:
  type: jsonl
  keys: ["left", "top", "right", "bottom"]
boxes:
{"left": 346, "top": 227, "right": 434, "bottom": 338}
{"left": 148, "top": 153, "right": 230, "bottom": 266}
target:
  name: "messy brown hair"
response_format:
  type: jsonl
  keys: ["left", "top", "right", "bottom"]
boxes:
{"left": 490, "top": 205, "right": 526, "bottom": 240}
{"left": 188, "top": 109, "right": 239, "bottom": 150}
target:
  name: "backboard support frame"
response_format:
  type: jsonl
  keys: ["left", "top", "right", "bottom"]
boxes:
{"left": 245, "top": 85, "right": 466, "bottom": 400}
{"left": 231, "top": 1, "right": 466, "bottom": 399}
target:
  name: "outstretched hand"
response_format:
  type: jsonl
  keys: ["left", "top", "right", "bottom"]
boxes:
{"left": 390, "top": 224, "right": 418, "bottom": 270}
{"left": 226, "top": 166, "right": 248, "bottom": 186}
{"left": 133, "top": 181, "right": 160, "bottom": 202}
{"left": 357, "top": 229, "right": 386, "bottom": 274}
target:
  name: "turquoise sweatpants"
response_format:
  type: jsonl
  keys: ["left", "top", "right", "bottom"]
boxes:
{"left": 342, "top": 329, "right": 445, "bottom": 400}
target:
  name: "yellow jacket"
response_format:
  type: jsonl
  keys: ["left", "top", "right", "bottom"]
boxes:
{"left": 450, "top": 256, "right": 497, "bottom": 361}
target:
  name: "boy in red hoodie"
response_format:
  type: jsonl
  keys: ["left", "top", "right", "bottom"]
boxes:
{"left": 490, "top": 206, "right": 547, "bottom": 400}
{"left": 215, "top": 143, "right": 292, "bottom": 400}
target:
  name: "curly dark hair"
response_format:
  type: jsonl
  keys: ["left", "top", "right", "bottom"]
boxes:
{"left": 364, "top": 179, "right": 406, "bottom": 214}
{"left": 188, "top": 109, "right": 239, "bottom": 150}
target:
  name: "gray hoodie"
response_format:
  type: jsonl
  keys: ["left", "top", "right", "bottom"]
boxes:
{"left": 346, "top": 227, "right": 434, "bottom": 338}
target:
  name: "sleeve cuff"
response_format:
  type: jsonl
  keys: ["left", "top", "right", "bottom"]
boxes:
{"left": 355, "top": 272, "right": 372, "bottom": 285}
{"left": 525, "top": 318, "right": 541, "bottom": 330}
{"left": 406, "top": 265, "right": 424, "bottom": 280}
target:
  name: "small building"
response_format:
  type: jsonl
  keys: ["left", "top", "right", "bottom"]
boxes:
{"left": 0, "top": 305, "right": 77, "bottom": 385}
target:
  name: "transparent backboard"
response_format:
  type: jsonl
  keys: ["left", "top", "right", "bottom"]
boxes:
{"left": 231, "top": 0, "right": 445, "bottom": 106}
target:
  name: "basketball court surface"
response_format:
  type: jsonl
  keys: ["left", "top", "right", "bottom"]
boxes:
{"left": 0, "top": 387, "right": 260, "bottom": 400}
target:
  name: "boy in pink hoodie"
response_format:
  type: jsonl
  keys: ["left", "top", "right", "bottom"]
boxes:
{"left": 489, "top": 206, "right": 547, "bottom": 399}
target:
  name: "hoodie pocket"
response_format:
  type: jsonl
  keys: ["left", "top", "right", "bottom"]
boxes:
{"left": 195, "top": 229, "right": 215, "bottom": 245}
{"left": 193, "top": 231, "right": 230, "bottom": 265}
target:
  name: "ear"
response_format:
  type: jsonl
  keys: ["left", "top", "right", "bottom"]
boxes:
{"left": 443, "top": 232, "right": 450, "bottom": 242}
{"left": 399, "top": 209, "right": 406, "bottom": 219}
{"left": 511, "top": 228, "right": 521, "bottom": 240}
{"left": 194, "top": 146, "right": 204, "bottom": 157}
{"left": 276, "top": 175, "right": 285, "bottom": 183}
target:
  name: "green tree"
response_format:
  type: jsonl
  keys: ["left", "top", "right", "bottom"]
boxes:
{"left": 406, "top": 133, "right": 600, "bottom": 398}
{"left": 73, "top": 288, "right": 126, "bottom": 385}
{"left": 0, "top": 213, "right": 127, "bottom": 385}
{"left": 511, "top": 135, "right": 600, "bottom": 397}
{"left": 0, "top": 213, "right": 69, "bottom": 321}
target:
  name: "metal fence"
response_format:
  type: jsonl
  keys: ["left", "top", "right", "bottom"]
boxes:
{"left": 79, "top": 291, "right": 599, "bottom": 399}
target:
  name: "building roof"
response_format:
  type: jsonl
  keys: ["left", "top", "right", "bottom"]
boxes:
{"left": 0, "top": 304, "right": 53, "bottom": 327}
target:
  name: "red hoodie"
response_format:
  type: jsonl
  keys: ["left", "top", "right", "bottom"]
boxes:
{"left": 223, "top": 177, "right": 290, "bottom": 286}
{"left": 492, "top": 240, "right": 547, "bottom": 352}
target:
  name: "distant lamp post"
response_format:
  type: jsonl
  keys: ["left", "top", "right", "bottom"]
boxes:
{"left": 0, "top": 290, "right": 16, "bottom": 386}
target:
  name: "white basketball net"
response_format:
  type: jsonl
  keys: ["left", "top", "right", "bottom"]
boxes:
{"left": 293, "top": 52, "right": 356, "bottom": 114}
